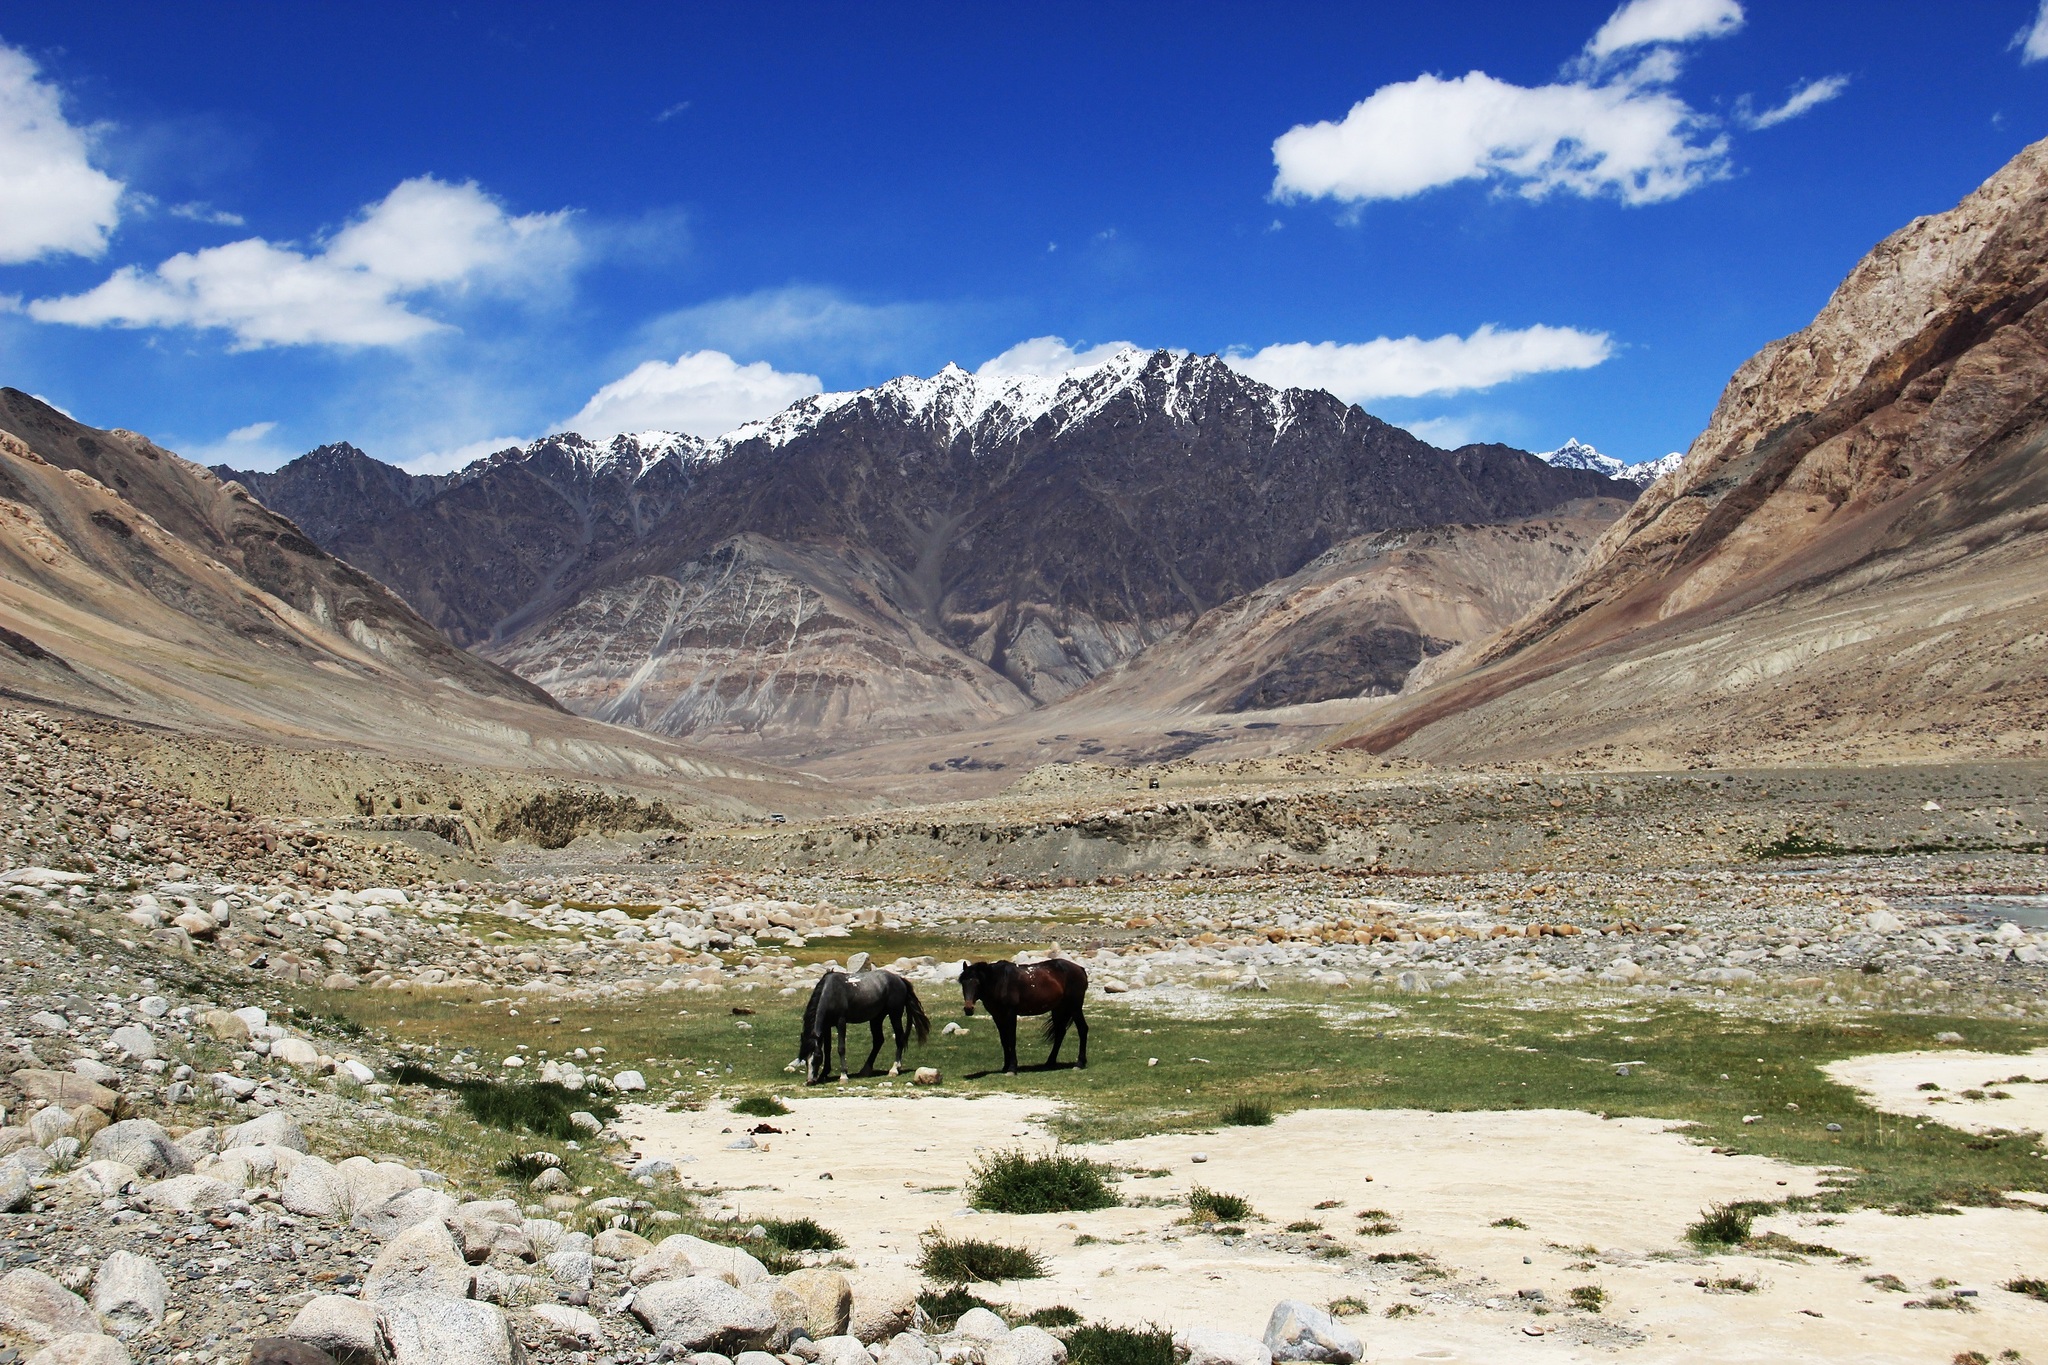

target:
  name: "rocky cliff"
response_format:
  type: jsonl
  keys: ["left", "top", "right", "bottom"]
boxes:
{"left": 1336, "top": 134, "right": 2048, "bottom": 765}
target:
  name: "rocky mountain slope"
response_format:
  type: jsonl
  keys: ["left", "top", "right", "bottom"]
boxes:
{"left": 0, "top": 391, "right": 815, "bottom": 803}
{"left": 227, "top": 352, "right": 1626, "bottom": 755}
{"left": 1337, "top": 133, "right": 2048, "bottom": 766}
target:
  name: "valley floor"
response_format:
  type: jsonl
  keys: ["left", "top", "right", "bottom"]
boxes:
{"left": 1, "top": 701, "right": 2046, "bottom": 1364}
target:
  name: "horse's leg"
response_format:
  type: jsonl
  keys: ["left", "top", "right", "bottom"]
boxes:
{"left": 996, "top": 1010, "right": 1020, "bottom": 1074}
{"left": 1074, "top": 1007, "right": 1088, "bottom": 1069}
{"left": 836, "top": 1022, "right": 849, "bottom": 1082}
{"left": 888, "top": 1008, "right": 906, "bottom": 1075}
{"left": 861, "top": 1017, "right": 885, "bottom": 1076}
{"left": 1045, "top": 1011, "right": 1067, "bottom": 1067}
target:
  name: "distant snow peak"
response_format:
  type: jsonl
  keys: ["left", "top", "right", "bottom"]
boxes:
{"left": 1537, "top": 437, "right": 1683, "bottom": 486}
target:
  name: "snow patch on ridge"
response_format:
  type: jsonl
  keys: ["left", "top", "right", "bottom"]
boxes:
{"left": 1538, "top": 437, "right": 1684, "bottom": 486}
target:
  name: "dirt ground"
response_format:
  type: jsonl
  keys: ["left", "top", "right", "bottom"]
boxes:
{"left": 620, "top": 1083, "right": 2048, "bottom": 1364}
{"left": 1826, "top": 1046, "right": 2048, "bottom": 1140}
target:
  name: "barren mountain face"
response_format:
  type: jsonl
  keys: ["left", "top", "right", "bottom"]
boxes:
{"left": 227, "top": 352, "right": 1625, "bottom": 752}
{"left": 1337, "top": 134, "right": 2048, "bottom": 766}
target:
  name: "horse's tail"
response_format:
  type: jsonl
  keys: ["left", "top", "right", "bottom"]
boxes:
{"left": 903, "top": 980, "right": 931, "bottom": 1045}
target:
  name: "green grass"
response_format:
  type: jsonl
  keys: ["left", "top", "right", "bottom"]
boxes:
{"left": 1354, "top": 1208, "right": 1398, "bottom": 1236}
{"left": 1188, "top": 1186, "right": 1255, "bottom": 1223}
{"left": 455, "top": 1079, "right": 618, "bottom": 1141}
{"left": 1687, "top": 1203, "right": 1758, "bottom": 1247}
{"left": 1221, "top": 1098, "right": 1273, "bottom": 1126}
{"left": 732, "top": 1095, "right": 792, "bottom": 1117}
{"left": 967, "top": 1149, "right": 1119, "bottom": 1214}
{"left": 305, "top": 959, "right": 2048, "bottom": 1217}
{"left": 493, "top": 1152, "right": 563, "bottom": 1180}
{"left": 1065, "top": 1324, "right": 1175, "bottom": 1365}
{"left": 1021, "top": 1306, "right": 1084, "bottom": 1328}
{"left": 2005, "top": 1277, "right": 2048, "bottom": 1302}
{"left": 1491, "top": 1217, "right": 1528, "bottom": 1229}
{"left": 916, "top": 1287, "right": 1001, "bottom": 1332}
{"left": 1568, "top": 1285, "right": 1606, "bottom": 1312}
{"left": 760, "top": 1216, "right": 843, "bottom": 1252}
{"left": 917, "top": 1230, "right": 1048, "bottom": 1283}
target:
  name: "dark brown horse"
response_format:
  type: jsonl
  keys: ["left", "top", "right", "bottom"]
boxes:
{"left": 957, "top": 958, "right": 1089, "bottom": 1074}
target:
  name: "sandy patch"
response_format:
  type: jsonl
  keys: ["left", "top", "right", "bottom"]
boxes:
{"left": 618, "top": 1095, "right": 2048, "bottom": 1363}
{"left": 1825, "top": 1047, "right": 2048, "bottom": 1142}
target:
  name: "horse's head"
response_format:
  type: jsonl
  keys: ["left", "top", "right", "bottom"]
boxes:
{"left": 957, "top": 960, "right": 986, "bottom": 1015}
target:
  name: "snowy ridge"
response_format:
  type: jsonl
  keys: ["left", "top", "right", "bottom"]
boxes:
{"left": 1538, "top": 438, "right": 1684, "bottom": 487}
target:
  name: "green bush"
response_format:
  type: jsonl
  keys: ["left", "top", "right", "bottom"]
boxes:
{"left": 455, "top": 1079, "right": 619, "bottom": 1141}
{"left": 1188, "top": 1187, "right": 1254, "bottom": 1223}
{"left": 1021, "top": 1306, "right": 1083, "bottom": 1328}
{"left": 1568, "top": 1285, "right": 1606, "bottom": 1312}
{"left": 1221, "top": 1098, "right": 1273, "bottom": 1127}
{"left": 2001, "top": 1276, "right": 2048, "bottom": 1302}
{"left": 762, "top": 1216, "right": 843, "bottom": 1252}
{"left": 1066, "top": 1324, "right": 1175, "bottom": 1365}
{"left": 733, "top": 1095, "right": 791, "bottom": 1117}
{"left": 967, "top": 1149, "right": 1119, "bottom": 1214}
{"left": 494, "top": 1152, "right": 563, "bottom": 1181}
{"left": 1686, "top": 1202, "right": 1757, "bottom": 1248}
{"left": 917, "top": 1230, "right": 1047, "bottom": 1283}
{"left": 916, "top": 1287, "right": 1001, "bottom": 1332}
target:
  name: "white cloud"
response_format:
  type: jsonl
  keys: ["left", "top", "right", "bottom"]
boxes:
{"left": 646, "top": 285, "right": 928, "bottom": 359}
{"left": 1396, "top": 414, "right": 1491, "bottom": 448}
{"left": 28, "top": 176, "right": 578, "bottom": 349}
{"left": 565, "top": 350, "right": 822, "bottom": 440}
{"left": 169, "top": 202, "right": 246, "bottom": 227}
{"left": 975, "top": 336, "right": 1142, "bottom": 379}
{"left": 0, "top": 42, "right": 125, "bottom": 263}
{"left": 1272, "top": 69, "right": 1728, "bottom": 207}
{"left": 1225, "top": 324, "right": 1613, "bottom": 403}
{"left": 1739, "top": 75, "right": 1849, "bottom": 129}
{"left": 2019, "top": 2, "right": 2048, "bottom": 63}
{"left": 1586, "top": 0, "right": 1744, "bottom": 61}
{"left": 224, "top": 420, "right": 276, "bottom": 442}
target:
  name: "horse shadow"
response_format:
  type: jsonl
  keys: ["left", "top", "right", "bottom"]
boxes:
{"left": 962, "top": 1060, "right": 1087, "bottom": 1080}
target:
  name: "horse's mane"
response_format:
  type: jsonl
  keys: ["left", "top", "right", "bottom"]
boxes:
{"left": 797, "top": 971, "right": 839, "bottom": 1060}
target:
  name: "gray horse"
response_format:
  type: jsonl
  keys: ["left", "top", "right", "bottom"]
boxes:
{"left": 796, "top": 969, "right": 931, "bottom": 1083}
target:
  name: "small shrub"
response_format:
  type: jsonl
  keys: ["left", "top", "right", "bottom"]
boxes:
{"left": 1221, "top": 1098, "right": 1273, "bottom": 1127}
{"left": 968, "top": 1149, "right": 1119, "bottom": 1215}
{"left": 1865, "top": 1274, "right": 1908, "bottom": 1293}
{"left": 1021, "top": 1307, "right": 1083, "bottom": 1328}
{"left": 494, "top": 1151, "right": 563, "bottom": 1180}
{"left": 1491, "top": 1216, "right": 1528, "bottom": 1229}
{"left": 456, "top": 1079, "right": 619, "bottom": 1140}
{"left": 1188, "top": 1187, "right": 1254, "bottom": 1223}
{"left": 1313, "top": 1199, "right": 1342, "bottom": 1210}
{"left": 762, "top": 1216, "right": 843, "bottom": 1252}
{"left": 1369, "top": 1252, "right": 1424, "bottom": 1264}
{"left": 1705, "top": 1277, "right": 1758, "bottom": 1294}
{"left": 390, "top": 1061, "right": 456, "bottom": 1088}
{"left": 1917, "top": 1082, "right": 1941, "bottom": 1091}
{"left": 1355, "top": 1208, "right": 1398, "bottom": 1236}
{"left": 1909, "top": 1292, "right": 1977, "bottom": 1312}
{"left": 1686, "top": 1202, "right": 1755, "bottom": 1247}
{"left": 2005, "top": 1276, "right": 2048, "bottom": 1302}
{"left": 918, "top": 1230, "right": 1047, "bottom": 1283}
{"left": 1569, "top": 1285, "right": 1606, "bottom": 1313}
{"left": 1384, "top": 1303, "right": 1419, "bottom": 1318}
{"left": 732, "top": 1095, "right": 791, "bottom": 1117}
{"left": 1066, "top": 1324, "right": 1175, "bottom": 1365}
{"left": 916, "top": 1286, "right": 1001, "bottom": 1332}
{"left": 1326, "top": 1296, "right": 1370, "bottom": 1316}
{"left": 1285, "top": 1220, "right": 1321, "bottom": 1233}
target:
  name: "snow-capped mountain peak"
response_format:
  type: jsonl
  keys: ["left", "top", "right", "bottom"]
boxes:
{"left": 1538, "top": 438, "right": 1685, "bottom": 487}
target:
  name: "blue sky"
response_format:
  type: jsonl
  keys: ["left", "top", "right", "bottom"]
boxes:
{"left": 2, "top": 1, "right": 2046, "bottom": 472}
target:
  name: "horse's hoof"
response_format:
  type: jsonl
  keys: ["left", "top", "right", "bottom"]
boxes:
{"left": 838, "top": 1074, "right": 849, "bottom": 1084}
{"left": 888, "top": 1064, "right": 900, "bottom": 1076}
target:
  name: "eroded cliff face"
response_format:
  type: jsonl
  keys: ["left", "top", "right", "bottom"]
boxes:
{"left": 485, "top": 534, "right": 1034, "bottom": 759}
{"left": 1337, "top": 135, "right": 2048, "bottom": 765}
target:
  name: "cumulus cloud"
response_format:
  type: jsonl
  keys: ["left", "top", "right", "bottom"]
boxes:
{"left": 975, "top": 335, "right": 1142, "bottom": 379}
{"left": 1586, "top": 0, "right": 1744, "bottom": 61}
{"left": 0, "top": 42, "right": 125, "bottom": 263}
{"left": 564, "top": 350, "right": 822, "bottom": 440}
{"left": 29, "top": 176, "right": 578, "bottom": 348}
{"left": 2019, "top": 2, "right": 2048, "bottom": 63}
{"left": 1224, "top": 324, "right": 1613, "bottom": 404}
{"left": 1270, "top": 0, "right": 1762, "bottom": 208}
{"left": 1272, "top": 68, "right": 1728, "bottom": 207}
{"left": 399, "top": 433, "right": 527, "bottom": 477}
{"left": 1738, "top": 75, "right": 1850, "bottom": 130}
